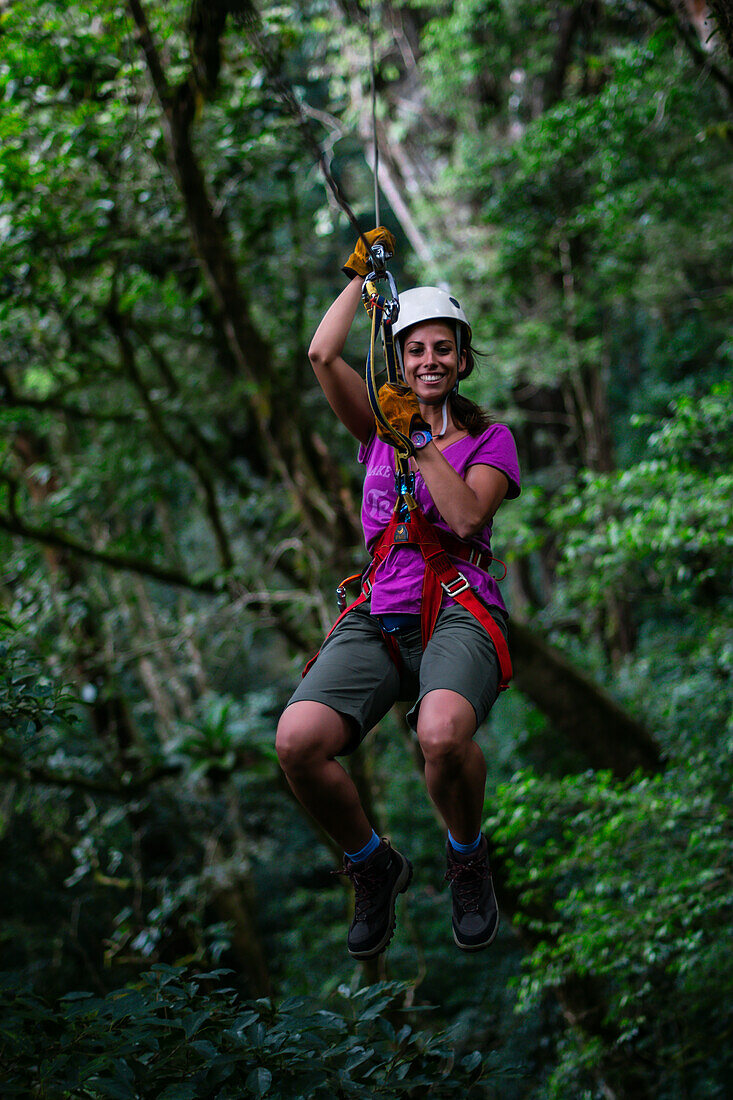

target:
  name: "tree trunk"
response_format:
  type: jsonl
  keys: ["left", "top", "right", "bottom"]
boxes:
{"left": 510, "top": 620, "right": 662, "bottom": 775}
{"left": 127, "top": 0, "right": 359, "bottom": 556}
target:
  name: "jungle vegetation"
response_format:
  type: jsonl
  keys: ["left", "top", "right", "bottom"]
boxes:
{"left": 1, "top": 1, "right": 732, "bottom": 1096}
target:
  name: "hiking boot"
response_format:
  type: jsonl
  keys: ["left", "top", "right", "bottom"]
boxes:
{"left": 445, "top": 835, "right": 499, "bottom": 951}
{"left": 340, "top": 839, "right": 412, "bottom": 959}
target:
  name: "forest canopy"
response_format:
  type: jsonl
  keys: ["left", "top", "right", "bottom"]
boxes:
{"left": 1, "top": 1, "right": 732, "bottom": 1097}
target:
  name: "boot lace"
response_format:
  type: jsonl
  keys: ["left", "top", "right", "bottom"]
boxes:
{"left": 445, "top": 854, "right": 486, "bottom": 914}
{"left": 334, "top": 862, "right": 384, "bottom": 920}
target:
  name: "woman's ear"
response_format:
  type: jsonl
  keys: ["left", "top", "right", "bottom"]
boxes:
{"left": 457, "top": 348, "right": 468, "bottom": 379}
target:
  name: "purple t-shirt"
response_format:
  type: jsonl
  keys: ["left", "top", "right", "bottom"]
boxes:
{"left": 358, "top": 425, "right": 521, "bottom": 616}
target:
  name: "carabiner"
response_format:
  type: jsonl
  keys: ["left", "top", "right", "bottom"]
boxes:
{"left": 363, "top": 269, "right": 399, "bottom": 317}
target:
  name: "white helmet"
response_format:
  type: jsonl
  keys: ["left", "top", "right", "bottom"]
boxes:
{"left": 391, "top": 287, "right": 472, "bottom": 351}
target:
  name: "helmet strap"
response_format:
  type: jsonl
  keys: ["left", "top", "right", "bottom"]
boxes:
{"left": 394, "top": 339, "right": 404, "bottom": 381}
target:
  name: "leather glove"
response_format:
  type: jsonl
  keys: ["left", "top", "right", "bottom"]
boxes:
{"left": 375, "top": 382, "right": 430, "bottom": 446}
{"left": 342, "top": 226, "right": 396, "bottom": 279}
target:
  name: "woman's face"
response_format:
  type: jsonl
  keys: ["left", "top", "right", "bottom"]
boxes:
{"left": 401, "top": 321, "right": 466, "bottom": 405}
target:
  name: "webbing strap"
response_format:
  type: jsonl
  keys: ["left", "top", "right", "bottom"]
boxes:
{"left": 376, "top": 508, "right": 508, "bottom": 686}
{"left": 302, "top": 590, "right": 369, "bottom": 677}
{"left": 377, "top": 508, "right": 513, "bottom": 690}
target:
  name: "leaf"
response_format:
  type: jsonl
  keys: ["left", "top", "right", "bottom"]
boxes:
{"left": 245, "top": 1067, "right": 272, "bottom": 1096}
{"left": 87, "top": 1067, "right": 136, "bottom": 1100}
{"left": 461, "top": 1050, "right": 483, "bottom": 1073}
{"left": 182, "top": 1010, "right": 211, "bottom": 1038}
{"left": 157, "top": 1085, "right": 198, "bottom": 1100}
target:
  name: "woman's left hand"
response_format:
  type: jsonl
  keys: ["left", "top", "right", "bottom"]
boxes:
{"left": 342, "top": 226, "right": 396, "bottom": 279}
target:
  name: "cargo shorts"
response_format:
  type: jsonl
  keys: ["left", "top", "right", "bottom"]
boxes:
{"left": 285, "top": 600, "right": 508, "bottom": 755}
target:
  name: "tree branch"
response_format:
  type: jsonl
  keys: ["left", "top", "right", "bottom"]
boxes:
{"left": 708, "top": 0, "right": 733, "bottom": 59}
{"left": 0, "top": 504, "right": 323, "bottom": 653}
{"left": 543, "top": 1, "right": 589, "bottom": 111}
{"left": 642, "top": 0, "right": 733, "bottom": 101}
{"left": 0, "top": 507, "right": 219, "bottom": 591}
{"left": 0, "top": 749, "right": 183, "bottom": 796}
{"left": 106, "top": 291, "right": 235, "bottom": 571}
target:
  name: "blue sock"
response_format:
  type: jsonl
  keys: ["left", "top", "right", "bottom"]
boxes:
{"left": 345, "top": 830, "right": 380, "bottom": 864}
{"left": 449, "top": 831, "right": 481, "bottom": 855}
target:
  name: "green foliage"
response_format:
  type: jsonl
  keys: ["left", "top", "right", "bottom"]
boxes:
{"left": 0, "top": 614, "right": 77, "bottom": 740}
{"left": 164, "top": 689, "right": 279, "bottom": 780}
{"left": 1, "top": 0, "right": 732, "bottom": 1096}
{"left": 424, "top": 8, "right": 733, "bottom": 432}
{"left": 551, "top": 383, "right": 733, "bottom": 615}
{"left": 0, "top": 968, "right": 487, "bottom": 1098}
{"left": 489, "top": 756, "right": 733, "bottom": 1098}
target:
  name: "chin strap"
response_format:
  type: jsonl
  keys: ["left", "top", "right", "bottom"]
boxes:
{"left": 435, "top": 397, "right": 449, "bottom": 439}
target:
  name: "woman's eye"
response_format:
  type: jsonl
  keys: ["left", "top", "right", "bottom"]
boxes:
{"left": 405, "top": 344, "right": 452, "bottom": 356}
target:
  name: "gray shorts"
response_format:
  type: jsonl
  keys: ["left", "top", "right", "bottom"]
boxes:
{"left": 286, "top": 601, "right": 508, "bottom": 754}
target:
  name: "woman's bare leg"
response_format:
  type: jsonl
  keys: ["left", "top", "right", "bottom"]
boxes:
{"left": 416, "top": 689, "right": 485, "bottom": 843}
{"left": 276, "top": 700, "right": 373, "bottom": 853}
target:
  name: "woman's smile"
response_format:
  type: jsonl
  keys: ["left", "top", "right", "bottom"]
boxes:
{"left": 402, "top": 321, "right": 462, "bottom": 401}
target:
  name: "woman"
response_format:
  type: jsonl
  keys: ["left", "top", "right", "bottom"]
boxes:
{"left": 276, "top": 228, "right": 520, "bottom": 959}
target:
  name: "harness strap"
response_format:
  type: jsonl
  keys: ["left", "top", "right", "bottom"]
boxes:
{"left": 375, "top": 509, "right": 512, "bottom": 689}
{"left": 304, "top": 507, "right": 512, "bottom": 691}
{"left": 302, "top": 575, "right": 400, "bottom": 677}
{"left": 302, "top": 589, "right": 369, "bottom": 678}
{"left": 302, "top": 513, "right": 402, "bottom": 674}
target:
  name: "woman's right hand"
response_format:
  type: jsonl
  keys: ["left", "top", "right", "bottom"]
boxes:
{"left": 375, "top": 383, "right": 430, "bottom": 445}
{"left": 342, "top": 226, "right": 396, "bottom": 279}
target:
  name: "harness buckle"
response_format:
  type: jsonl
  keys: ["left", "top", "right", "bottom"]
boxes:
{"left": 336, "top": 571, "right": 366, "bottom": 612}
{"left": 441, "top": 573, "right": 471, "bottom": 598}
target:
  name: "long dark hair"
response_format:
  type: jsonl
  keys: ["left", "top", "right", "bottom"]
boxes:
{"left": 451, "top": 341, "right": 493, "bottom": 435}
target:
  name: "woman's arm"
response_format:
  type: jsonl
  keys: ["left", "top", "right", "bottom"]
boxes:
{"left": 413, "top": 445, "right": 509, "bottom": 539}
{"left": 308, "top": 279, "right": 376, "bottom": 446}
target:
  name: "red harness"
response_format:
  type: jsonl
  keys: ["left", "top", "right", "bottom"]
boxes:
{"left": 304, "top": 506, "right": 512, "bottom": 690}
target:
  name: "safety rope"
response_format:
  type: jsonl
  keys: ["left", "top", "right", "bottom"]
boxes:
{"left": 233, "top": 4, "right": 385, "bottom": 275}
{"left": 361, "top": 272, "right": 417, "bottom": 514}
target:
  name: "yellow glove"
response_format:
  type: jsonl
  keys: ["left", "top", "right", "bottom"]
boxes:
{"left": 342, "top": 226, "right": 396, "bottom": 279}
{"left": 375, "top": 383, "right": 430, "bottom": 446}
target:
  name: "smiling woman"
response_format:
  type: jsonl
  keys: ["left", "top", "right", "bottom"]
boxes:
{"left": 275, "top": 228, "right": 520, "bottom": 961}
{"left": 391, "top": 285, "right": 495, "bottom": 458}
